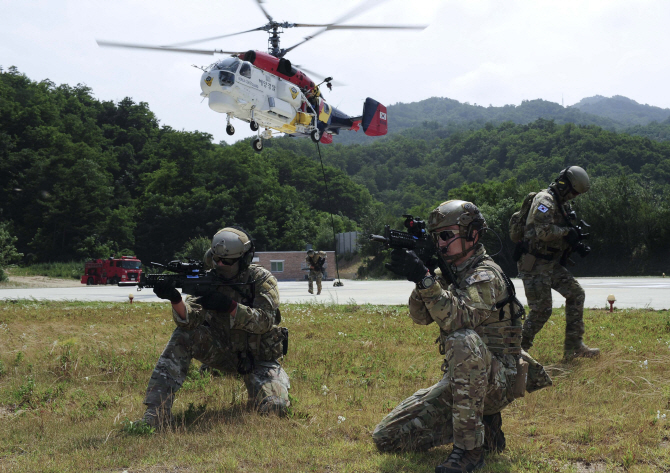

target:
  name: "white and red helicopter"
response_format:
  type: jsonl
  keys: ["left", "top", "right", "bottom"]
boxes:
{"left": 98, "top": 0, "right": 426, "bottom": 152}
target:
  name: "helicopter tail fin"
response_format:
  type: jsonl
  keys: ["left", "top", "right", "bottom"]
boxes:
{"left": 362, "top": 98, "right": 388, "bottom": 136}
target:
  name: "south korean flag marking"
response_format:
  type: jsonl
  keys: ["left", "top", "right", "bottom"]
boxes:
{"left": 538, "top": 204, "right": 549, "bottom": 213}
{"left": 380, "top": 111, "right": 387, "bottom": 120}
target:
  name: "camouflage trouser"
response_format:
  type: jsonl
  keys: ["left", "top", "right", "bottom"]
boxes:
{"left": 144, "top": 325, "right": 290, "bottom": 413}
{"left": 373, "top": 329, "right": 515, "bottom": 452}
{"left": 521, "top": 262, "right": 585, "bottom": 351}
{"left": 308, "top": 270, "right": 322, "bottom": 293}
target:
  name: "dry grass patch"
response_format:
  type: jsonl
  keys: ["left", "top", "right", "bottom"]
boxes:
{"left": 0, "top": 301, "right": 668, "bottom": 472}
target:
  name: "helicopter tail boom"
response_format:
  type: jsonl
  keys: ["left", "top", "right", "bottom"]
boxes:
{"left": 362, "top": 98, "right": 388, "bottom": 136}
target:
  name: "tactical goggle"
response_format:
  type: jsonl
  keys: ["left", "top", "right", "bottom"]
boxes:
{"left": 432, "top": 228, "right": 461, "bottom": 242}
{"left": 212, "top": 255, "right": 240, "bottom": 265}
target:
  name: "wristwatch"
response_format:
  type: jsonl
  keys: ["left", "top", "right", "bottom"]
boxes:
{"left": 418, "top": 274, "right": 436, "bottom": 290}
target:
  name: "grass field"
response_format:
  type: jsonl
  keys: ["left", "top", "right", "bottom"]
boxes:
{"left": 0, "top": 300, "right": 669, "bottom": 472}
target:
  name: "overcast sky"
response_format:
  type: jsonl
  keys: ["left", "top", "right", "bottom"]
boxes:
{"left": 2, "top": 0, "right": 669, "bottom": 144}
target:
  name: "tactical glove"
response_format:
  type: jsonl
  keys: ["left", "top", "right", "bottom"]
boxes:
{"left": 565, "top": 228, "right": 580, "bottom": 247}
{"left": 385, "top": 248, "right": 429, "bottom": 284}
{"left": 153, "top": 280, "right": 182, "bottom": 304}
{"left": 199, "top": 292, "right": 235, "bottom": 313}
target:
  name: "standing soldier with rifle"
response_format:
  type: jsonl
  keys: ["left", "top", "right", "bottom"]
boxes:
{"left": 136, "top": 227, "right": 290, "bottom": 429}
{"left": 512, "top": 166, "right": 599, "bottom": 360}
{"left": 305, "top": 249, "right": 327, "bottom": 295}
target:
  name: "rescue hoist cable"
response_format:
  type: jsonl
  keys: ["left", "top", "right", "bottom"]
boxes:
{"left": 315, "top": 141, "right": 344, "bottom": 286}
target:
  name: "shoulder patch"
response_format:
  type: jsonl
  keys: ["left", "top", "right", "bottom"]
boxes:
{"left": 537, "top": 204, "right": 549, "bottom": 213}
{"left": 465, "top": 271, "right": 493, "bottom": 286}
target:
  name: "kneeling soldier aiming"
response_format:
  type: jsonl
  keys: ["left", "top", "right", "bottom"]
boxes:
{"left": 138, "top": 227, "right": 290, "bottom": 428}
{"left": 373, "top": 201, "right": 551, "bottom": 473}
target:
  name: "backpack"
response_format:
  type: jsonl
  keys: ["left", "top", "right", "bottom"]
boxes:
{"left": 509, "top": 192, "right": 537, "bottom": 243}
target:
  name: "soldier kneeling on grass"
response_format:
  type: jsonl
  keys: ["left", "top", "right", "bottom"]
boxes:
{"left": 137, "top": 227, "right": 290, "bottom": 429}
{"left": 372, "top": 201, "right": 552, "bottom": 473}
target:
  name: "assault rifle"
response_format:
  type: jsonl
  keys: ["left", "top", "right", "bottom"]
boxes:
{"left": 560, "top": 211, "right": 592, "bottom": 266}
{"left": 314, "top": 257, "right": 326, "bottom": 271}
{"left": 547, "top": 188, "right": 592, "bottom": 266}
{"left": 369, "top": 215, "right": 456, "bottom": 284}
{"left": 137, "top": 259, "right": 255, "bottom": 300}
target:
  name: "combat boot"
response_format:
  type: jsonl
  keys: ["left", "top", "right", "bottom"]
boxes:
{"left": 564, "top": 343, "right": 600, "bottom": 361}
{"left": 317, "top": 289, "right": 321, "bottom": 295}
{"left": 483, "top": 412, "right": 506, "bottom": 453}
{"left": 435, "top": 446, "right": 485, "bottom": 473}
{"left": 256, "top": 395, "right": 289, "bottom": 417}
{"left": 135, "top": 404, "right": 173, "bottom": 431}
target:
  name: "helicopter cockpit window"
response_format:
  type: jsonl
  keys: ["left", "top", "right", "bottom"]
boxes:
{"left": 239, "top": 62, "right": 251, "bottom": 79}
{"left": 219, "top": 71, "right": 235, "bottom": 87}
{"left": 214, "top": 58, "right": 240, "bottom": 73}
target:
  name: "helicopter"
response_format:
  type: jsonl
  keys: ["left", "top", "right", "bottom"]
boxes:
{"left": 97, "top": 0, "right": 426, "bottom": 152}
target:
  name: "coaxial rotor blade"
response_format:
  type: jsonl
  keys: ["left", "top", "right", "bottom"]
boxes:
{"left": 255, "top": 0, "right": 273, "bottom": 21}
{"left": 281, "top": 31, "right": 326, "bottom": 56}
{"left": 97, "top": 40, "right": 239, "bottom": 55}
{"left": 164, "top": 27, "right": 266, "bottom": 48}
{"left": 293, "top": 24, "right": 427, "bottom": 31}
{"left": 281, "top": 0, "right": 426, "bottom": 55}
{"left": 297, "top": 67, "right": 346, "bottom": 86}
{"left": 331, "top": 0, "right": 390, "bottom": 26}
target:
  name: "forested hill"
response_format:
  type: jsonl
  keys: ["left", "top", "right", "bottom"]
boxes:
{"left": 335, "top": 97, "right": 618, "bottom": 145}
{"left": 335, "top": 95, "right": 670, "bottom": 145}
{"left": 571, "top": 95, "right": 670, "bottom": 126}
{"left": 273, "top": 119, "right": 670, "bottom": 215}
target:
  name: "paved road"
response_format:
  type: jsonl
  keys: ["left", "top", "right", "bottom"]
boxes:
{"left": 0, "top": 278, "right": 668, "bottom": 309}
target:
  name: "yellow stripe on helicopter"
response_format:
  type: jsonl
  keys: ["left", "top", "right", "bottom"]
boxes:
{"left": 318, "top": 100, "right": 332, "bottom": 123}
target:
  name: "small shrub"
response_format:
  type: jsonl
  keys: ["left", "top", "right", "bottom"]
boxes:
{"left": 14, "top": 351, "right": 24, "bottom": 365}
{"left": 14, "top": 376, "right": 36, "bottom": 408}
{"left": 121, "top": 418, "right": 155, "bottom": 436}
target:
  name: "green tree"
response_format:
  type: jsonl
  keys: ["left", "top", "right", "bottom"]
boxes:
{"left": 0, "top": 222, "right": 23, "bottom": 281}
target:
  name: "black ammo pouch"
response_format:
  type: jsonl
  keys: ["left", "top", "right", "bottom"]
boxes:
{"left": 282, "top": 327, "right": 289, "bottom": 356}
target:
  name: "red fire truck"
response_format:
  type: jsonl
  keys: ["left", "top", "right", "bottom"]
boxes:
{"left": 81, "top": 256, "right": 142, "bottom": 286}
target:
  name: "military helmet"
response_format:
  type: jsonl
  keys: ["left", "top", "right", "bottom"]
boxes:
{"left": 427, "top": 200, "right": 487, "bottom": 240}
{"left": 307, "top": 249, "right": 315, "bottom": 255}
{"left": 205, "top": 227, "right": 255, "bottom": 271}
{"left": 557, "top": 166, "right": 590, "bottom": 194}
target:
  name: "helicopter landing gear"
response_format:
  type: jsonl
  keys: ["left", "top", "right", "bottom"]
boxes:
{"left": 252, "top": 138, "right": 263, "bottom": 153}
{"left": 249, "top": 108, "right": 259, "bottom": 131}
{"left": 251, "top": 128, "right": 271, "bottom": 153}
{"left": 310, "top": 129, "right": 320, "bottom": 143}
{"left": 225, "top": 113, "right": 235, "bottom": 135}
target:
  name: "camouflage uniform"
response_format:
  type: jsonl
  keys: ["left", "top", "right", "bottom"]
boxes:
{"left": 306, "top": 251, "right": 326, "bottom": 294}
{"left": 517, "top": 188, "right": 586, "bottom": 353}
{"left": 144, "top": 264, "right": 290, "bottom": 415}
{"left": 373, "top": 247, "right": 528, "bottom": 452}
